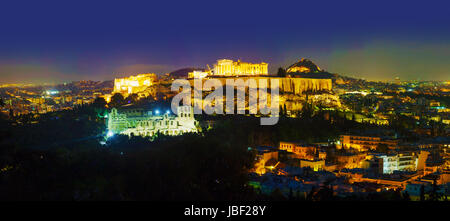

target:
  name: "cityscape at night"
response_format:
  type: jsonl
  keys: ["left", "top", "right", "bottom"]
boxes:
{"left": 1, "top": 0, "right": 449, "bottom": 218}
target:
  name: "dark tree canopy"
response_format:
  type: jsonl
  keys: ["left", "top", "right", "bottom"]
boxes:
{"left": 277, "top": 67, "right": 286, "bottom": 77}
{"left": 109, "top": 93, "right": 125, "bottom": 108}
{"left": 92, "top": 97, "right": 107, "bottom": 108}
{"left": 125, "top": 93, "right": 139, "bottom": 105}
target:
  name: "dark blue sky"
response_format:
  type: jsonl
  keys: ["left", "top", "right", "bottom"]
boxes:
{"left": 1, "top": 0, "right": 450, "bottom": 84}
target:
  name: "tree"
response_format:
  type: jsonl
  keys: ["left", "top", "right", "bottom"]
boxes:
{"left": 125, "top": 94, "right": 139, "bottom": 104}
{"left": 270, "top": 188, "right": 286, "bottom": 201}
{"left": 92, "top": 97, "right": 107, "bottom": 108}
{"left": 420, "top": 184, "right": 425, "bottom": 201}
{"left": 306, "top": 186, "right": 316, "bottom": 201}
{"left": 314, "top": 185, "right": 334, "bottom": 201}
{"left": 402, "top": 191, "right": 411, "bottom": 201}
{"left": 136, "top": 95, "right": 155, "bottom": 105}
{"left": 9, "top": 108, "right": 14, "bottom": 119}
{"left": 0, "top": 98, "right": 4, "bottom": 107}
{"left": 429, "top": 177, "right": 443, "bottom": 201}
{"left": 295, "top": 190, "right": 303, "bottom": 200}
{"left": 109, "top": 93, "right": 125, "bottom": 108}
{"left": 276, "top": 67, "right": 286, "bottom": 77}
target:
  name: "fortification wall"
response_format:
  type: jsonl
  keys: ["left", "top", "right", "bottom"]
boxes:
{"left": 188, "top": 77, "right": 332, "bottom": 95}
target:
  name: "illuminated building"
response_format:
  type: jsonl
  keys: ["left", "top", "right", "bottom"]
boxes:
{"left": 339, "top": 135, "right": 398, "bottom": 152}
{"left": 27, "top": 97, "right": 45, "bottom": 105}
{"left": 375, "top": 151, "right": 429, "bottom": 174}
{"left": 188, "top": 70, "right": 209, "bottom": 79}
{"left": 335, "top": 153, "right": 367, "bottom": 169}
{"left": 113, "top": 73, "right": 157, "bottom": 96}
{"left": 76, "top": 99, "right": 84, "bottom": 105}
{"left": 253, "top": 146, "right": 279, "bottom": 175}
{"left": 429, "top": 100, "right": 440, "bottom": 107}
{"left": 187, "top": 58, "right": 332, "bottom": 97}
{"left": 64, "top": 96, "right": 72, "bottom": 103}
{"left": 103, "top": 94, "right": 112, "bottom": 103}
{"left": 213, "top": 59, "right": 268, "bottom": 76}
{"left": 107, "top": 105, "right": 198, "bottom": 137}
{"left": 300, "top": 159, "right": 325, "bottom": 171}
{"left": 279, "top": 141, "right": 318, "bottom": 160}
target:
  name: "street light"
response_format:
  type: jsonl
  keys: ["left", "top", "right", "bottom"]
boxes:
{"left": 107, "top": 131, "right": 114, "bottom": 138}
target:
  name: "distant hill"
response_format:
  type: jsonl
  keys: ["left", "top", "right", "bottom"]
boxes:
{"left": 283, "top": 58, "right": 366, "bottom": 82}
{"left": 286, "top": 58, "right": 322, "bottom": 73}
{"left": 281, "top": 58, "right": 332, "bottom": 79}
{"left": 99, "top": 80, "right": 114, "bottom": 88}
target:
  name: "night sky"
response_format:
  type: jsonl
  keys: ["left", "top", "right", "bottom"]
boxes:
{"left": 1, "top": 0, "right": 450, "bottom": 84}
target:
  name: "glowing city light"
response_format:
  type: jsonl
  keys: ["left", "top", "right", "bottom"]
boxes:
{"left": 155, "top": 110, "right": 160, "bottom": 115}
{"left": 45, "top": 90, "right": 59, "bottom": 95}
{"left": 107, "top": 131, "right": 114, "bottom": 138}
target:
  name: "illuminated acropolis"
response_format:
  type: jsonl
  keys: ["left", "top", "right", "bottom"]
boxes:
{"left": 213, "top": 59, "right": 268, "bottom": 76}
{"left": 113, "top": 73, "right": 157, "bottom": 96}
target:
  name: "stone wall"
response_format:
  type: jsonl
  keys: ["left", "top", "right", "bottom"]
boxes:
{"left": 188, "top": 76, "right": 332, "bottom": 95}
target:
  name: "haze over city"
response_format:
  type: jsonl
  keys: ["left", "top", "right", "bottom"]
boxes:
{"left": 1, "top": 0, "right": 450, "bottom": 84}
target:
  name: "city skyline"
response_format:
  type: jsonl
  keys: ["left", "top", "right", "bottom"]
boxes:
{"left": 1, "top": 0, "right": 449, "bottom": 204}
{"left": 1, "top": 0, "right": 450, "bottom": 84}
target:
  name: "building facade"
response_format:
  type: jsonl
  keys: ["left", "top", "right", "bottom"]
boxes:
{"left": 279, "top": 141, "right": 320, "bottom": 160}
{"left": 213, "top": 59, "right": 268, "bottom": 76}
{"left": 375, "top": 151, "right": 429, "bottom": 174}
{"left": 113, "top": 73, "right": 157, "bottom": 96}
{"left": 107, "top": 105, "right": 198, "bottom": 137}
{"left": 339, "top": 135, "right": 398, "bottom": 151}
{"left": 253, "top": 146, "right": 279, "bottom": 175}
{"left": 300, "top": 159, "right": 325, "bottom": 171}
{"left": 188, "top": 70, "right": 210, "bottom": 79}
